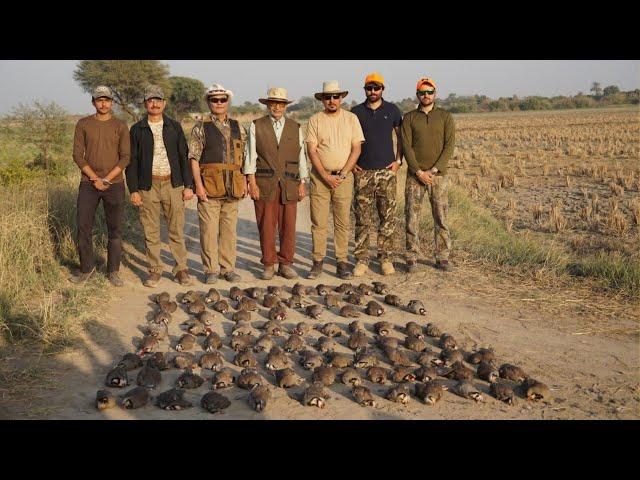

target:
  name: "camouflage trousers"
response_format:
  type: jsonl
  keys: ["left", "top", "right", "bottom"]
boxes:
{"left": 354, "top": 169, "right": 397, "bottom": 262}
{"left": 405, "top": 173, "right": 451, "bottom": 263}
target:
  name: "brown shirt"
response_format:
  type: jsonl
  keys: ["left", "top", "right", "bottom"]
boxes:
{"left": 72, "top": 115, "right": 131, "bottom": 182}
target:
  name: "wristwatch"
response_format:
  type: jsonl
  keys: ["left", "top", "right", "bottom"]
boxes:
{"left": 338, "top": 172, "right": 347, "bottom": 180}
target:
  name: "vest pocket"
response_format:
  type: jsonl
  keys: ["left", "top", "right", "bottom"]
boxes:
{"left": 231, "top": 169, "right": 245, "bottom": 199}
{"left": 201, "top": 164, "right": 226, "bottom": 198}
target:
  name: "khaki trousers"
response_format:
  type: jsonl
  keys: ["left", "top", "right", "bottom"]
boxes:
{"left": 197, "top": 197, "right": 239, "bottom": 275}
{"left": 310, "top": 170, "right": 354, "bottom": 263}
{"left": 138, "top": 179, "right": 187, "bottom": 275}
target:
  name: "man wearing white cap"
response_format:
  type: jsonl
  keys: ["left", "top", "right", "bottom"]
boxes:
{"left": 243, "top": 87, "right": 309, "bottom": 280}
{"left": 189, "top": 84, "right": 247, "bottom": 284}
{"left": 305, "top": 81, "right": 365, "bottom": 280}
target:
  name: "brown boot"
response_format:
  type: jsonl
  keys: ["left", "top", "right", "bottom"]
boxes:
{"left": 336, "top": 261, "right": 354, "bottom": 280}
{"left": 175, "top": 269, "right": 193, "bottom": 286}
{"left": 278, "top": 264, "right": 298, "bottom": 280}
{"left": 307, "top": 260, "right": 323, "bottom": 280}
{"left": 144, "top": 271, "right": 161, "bottom": 287}
{"left": 262, "top": 265, "right": 275, "bottom": 280}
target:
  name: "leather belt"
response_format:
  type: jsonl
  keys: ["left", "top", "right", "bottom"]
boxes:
{"left": 152, "top": 174, "right": 171, "bottom": 181}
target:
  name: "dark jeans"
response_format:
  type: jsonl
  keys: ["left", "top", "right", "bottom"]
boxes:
{"left": 76, "top": 180, "right": 125, "bottom": 273}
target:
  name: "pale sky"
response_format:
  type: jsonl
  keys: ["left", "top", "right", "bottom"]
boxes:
{"left": 0, "top": 60, "right": 638, "bottom": 115}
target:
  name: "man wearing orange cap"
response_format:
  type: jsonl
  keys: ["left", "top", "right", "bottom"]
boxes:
{"left": 401, "top": 77, "right": 456, "bottom": 272}
{"left": 351, "top": 73, "right": 403, "bottom": 276}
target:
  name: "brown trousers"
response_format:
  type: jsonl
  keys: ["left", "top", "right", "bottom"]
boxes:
{"left": 138, "top": 179, "right": 188, "bottom": 275}
{"left": 197, "top": 197, "right": 239, "bottom": 275}
{"left": 254, "top": 182, "right": 297, "bottom": 266}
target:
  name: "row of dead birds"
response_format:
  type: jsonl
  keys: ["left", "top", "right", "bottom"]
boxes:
{"left": 96, "top": 281, "right": 551, "bottom": 413}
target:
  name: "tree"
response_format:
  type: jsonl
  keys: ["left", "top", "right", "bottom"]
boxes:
{"left": 73, "top": 60, "right": 170, "bottom": 122}
{"left": 3, "top": 101, "right": 70, "bottom": 171}
{"left": 603, "top": 85, "right": 620, "bottom": 96}
{"left": 590, "top": 82, "right": 603, "bottom": 97}
{"left": 167, "top": 76, "right": 206, "bottom": 120}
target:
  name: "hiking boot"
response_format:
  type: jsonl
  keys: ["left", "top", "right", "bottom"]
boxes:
{"left": 108, "top": 271, "right": 124, "bottom": 287}
{"left": 307, "top": 260, "right": 323, "bottom": 280}
{"left": 175, "top": 269, "right": 193, "bottom": 286}
{"left": 262, "top": 265, "right": 275, "bottom": 280}
{"left": 435, "top": 259, "right": 452, "bottom": 272}
{"left": 406, "top": 260, "right": 418, "bottom": 273}
{"left": 336, "top": 261, "right": 354, "bottom": 280}
{"left": 352, "top": 262, "right": 370, "bottom": 277}
{"left": 69, "top": 267, "right": 95, "bottom": 284}
{"left": 381, "top": 260, "right": 396, "bottom": 276}
{"left": 223, "top": 271, "right": 241, "bottom": 283}
{"left": 144, "top": 271, "right": 161, "bottom": 288}
{"left": 278, "top": 264, "right": 298, "bottom": 280}
{"left": 204, "top": 273, "right": 218, "bottom": 284}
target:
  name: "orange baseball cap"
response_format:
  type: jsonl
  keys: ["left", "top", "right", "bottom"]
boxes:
{"left": 416, "top": 77, "right": 436, "bottom": 90}
{"left": 364, "top": 72, "right": 385, "bottom": 86}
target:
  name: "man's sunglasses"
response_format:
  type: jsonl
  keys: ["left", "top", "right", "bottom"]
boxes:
{"left": 417, "top": 89, "right": 436, "bottom": 96}
{"left": 208, "top": 97, "right": 228, "bottom": 104}
{"left": 322, "top": 94, "right": 342, "bottom": 100}
{"left": 365, "top": 85, "right": 383, "bottom": 92}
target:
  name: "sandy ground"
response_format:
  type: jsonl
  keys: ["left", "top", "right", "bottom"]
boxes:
{"left": 2, "top": 195, "right": 638, "bottom": 420}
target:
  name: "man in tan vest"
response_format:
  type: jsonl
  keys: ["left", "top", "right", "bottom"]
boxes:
{"left": 189, "top": 84, "right": 247, "bottom": 284}
{"left": 244, "top": 87, "right": 309, "bottom": 280}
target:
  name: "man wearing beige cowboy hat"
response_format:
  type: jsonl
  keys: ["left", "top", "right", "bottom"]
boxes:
{"left": 189, "top": 83, "right": 247, "bottom": 284}
{"left": 305, "top": 81, "right": 365, "bottom": 280}
{"left": 243, "top": 87, "right": 309, "bottom": 280}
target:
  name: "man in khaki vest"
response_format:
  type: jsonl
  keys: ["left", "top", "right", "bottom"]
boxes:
{"left": 244, "top": 87, "right": 309, "bottom": 280}
{"left": 189, "top": 84, "right": 247, "bottom": 284}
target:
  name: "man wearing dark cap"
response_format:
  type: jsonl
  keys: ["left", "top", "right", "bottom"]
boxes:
{"left": 70, "top": 85, "right": 130, "bottom": 286}
{"left": 127, "top": 85, "right": 194, "bottom": 287}
{"left": 351, "top": 72, "right": 403, "bottom": 277}
{"left": 401, "top": 77, "right": 456, "bottom": 272}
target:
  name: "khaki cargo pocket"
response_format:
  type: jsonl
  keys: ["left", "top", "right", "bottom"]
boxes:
{"left": 201, "top": 164, "right": 226, "bottom": 198}
{"left": 231, "top": 169, "right": 245, "bottom": 199}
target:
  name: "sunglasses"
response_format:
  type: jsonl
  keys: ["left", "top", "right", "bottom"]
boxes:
{"left": 322, "top": 94, "right": 342, "bottom": 100}
{"left": 417, "top": 89, "right": 436, "bottom": 96}
{"left": 208, "top": 97, "right": 228, "bottom": 104}
{"left": 365, "top": 85, "right": 383, "bottom": 92}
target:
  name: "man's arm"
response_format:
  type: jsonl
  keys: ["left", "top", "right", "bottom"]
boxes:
{"left": 189, "top": 123, "right": 207, "bottom": 202}
{"left": 432, "top": 113, "right": 456, "bottom": 175}
{"left": 177, "top": 122, "right": 194, "bottom": 189}
{"left": 126, "top": 125, "right": 139, "bottom": 194}
{"left": 244, "top": 122, "right": 259, "bottom": 201}
{"left": 400, "top": 114, "right": 419, "bottom": 175}
{"left": 307, "top": 141, "right": 341, "bottom": 190}
{"left": 340, "top": 141, "right": 362, "bottom": 175}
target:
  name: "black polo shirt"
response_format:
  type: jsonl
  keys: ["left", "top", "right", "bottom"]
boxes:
{"left": 351, "top": 99, "right": 403, "bottom": 170}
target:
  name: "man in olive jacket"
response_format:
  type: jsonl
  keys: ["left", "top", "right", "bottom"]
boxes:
{"left": 401, "top": 77, "right": 456, "bottom": 272}
{"left": 127, "top": 85, "right": 194, "bottom": 287}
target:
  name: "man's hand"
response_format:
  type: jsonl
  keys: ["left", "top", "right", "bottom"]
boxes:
{"left": 183, "top": 188, "right": 194, "bottom": 201}
{"left": 386, "top": 161, "right": 400, "bottom": 173}
{"left": 130, "top": 192, "right": 143, "bottom": 207}
{"left": 324, "top": 174, "right": 342, "bottom": 189}
{"left": 298, "top": 182, "right": 306, "bottom": 201}
{"left": 417, "top": 170, "right": 435, "bottom": 186}
{"left": 353, "top": 164, "right": 363, "bottom": 173}
{"left": 248, "top": 179, "right": 260, "bottom": 201}
{"left": 195, "top": 185, "right": 208, "bottom": 203}
{"left": 92, "top": 178, "right": 108, "bottom": 191}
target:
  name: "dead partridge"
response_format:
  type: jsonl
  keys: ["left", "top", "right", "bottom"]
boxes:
{"left": 121, "top": 386, "right": 150, "bottom": 409}
{"left": 436, "top": 348, "right": 464, "bottom": 367}
{"left": 232, "top": 310, "right": 252, "bottom": 323}
{"left": 372, "top": 281, "right": 390, "bottom": 295}
{"left": 415, "top": 381, "right": 444, "bottom": 406}
{"left": 365, "top": 301, "right": 385, "bottom": 316}
{"left": 325, "top": 294, "right": 342, "bottom": 308}
{"left": 491, "top": 381, "right": 515, "bottom": 405}
{"left": 424, "top": 322, "right": 441, "bottom": 337}
{"left": 521, "top": 378, "right": 551, "bottom": 401}
{"left": 253, "top": 334, "right": 276, "bottom": 353}
{"left": 385, "top": 384, "right": 411, "bottom": 405}
{"left": 356, "top": 283, "right": 374, "bottom": 296}
{"left": 302, "top": 382, "right": 330, "bottom": 409}
{"left": 367, "top": 366, "right": 388, "bottom": 384}
{"left": 230, "top": 335, "right": 253, "bottom": 352}
{"left": 267, "top": 285, "right": 285, "bottom": 297}
{"left": 283, "top": 334, "right": 305, "bottom": 353}
{"left": 146, "top": 321, "right": 169, "bottom": 340}
{"left": 249, "top": 384, "right": 271, "bottom": 412}
{"left": 229, "top": 286, "right": 244, "bottom": 302}
{"left": 326, "top": 352, "right": 353, "bottom": 369}
{"left": 347, "top": 332, "right": 369, "bottom": 352}
{"left": 292, "top": 282, "right": 314, "bottom": 296}
{"left": 204, "top": 288, "right": 221, "bottom": 304}
{"left": 384, "top": 347, "right": 415, "bottom": 367}
{"left": 315, "top": 322, "right": 342, "bottom": 338}
{"left": 105, "top": 366, "right": 129, "bottom": 388}
{"left": 203, "top": 331, "right": 223, "bottom": 352}
{"left": 341, "top": 368, "right": 362, "bottom": 387}
{"left": 198, "top": 311, "right": 216, "bottom": 325}
{"left": 499, "top": 364, "right": 528, "bottom": 383}
{"left": 392, "top": 366, "right": 417, "bottom": 383}
{"left": 232, "top": 320, "right": 254, "bottom": 337}
{"left": 348, "top": 320, "right": 365, "bottom": 333}
{"left": 477, "top": 361, "right": 499, "bottom": 383}
{"left": 186, "top": 320, "right": 208, "bottom": 337}
{"left": 354, "top": 350, "right": 379, "bottom": 369}
{"left": 137, "top": 335, "right": 159, "bottom": 355}
{"left": 415, "top": 366, "right": 439, "bottom": 383}
{"left": 180, "top": 290, "right": 201, "bottom": 304}
{"left": 286, "top": 294, "right": 307, "bottom": 309}
{"left": 340, "top": 305, "right": 361, "bottom": 318}
{"left": 405, "top": 321, "right": 424, "bottom": 340}
{"left": 440, "top": 361, "right": 475, "bottom": 381}
{"left": 212, "top": 300, "right": 230, "bottom": 314}
{"left": 199, "top": 351, "right": 224, "bottom": 371}
{"left": 268, "top": 305, "right": 287, "bottom": 322}
{"left": 346, "top": 292, "right": 366, "bottom": 306}
{"left": 416, "top": 352, "right": 438, "bottom": 367}
{"left": 117, "top": 353, "right": 143, "bottom": 371}
{"left": 262, "top": 320, "right": 284, "bottom": 337}
{"left": 244, "top": 286, "right": 266, "bottom": 300}
{"left": 237, "top": 369, "right": 264, "bottom": 390}
{"left": 155, "top": 388, "right": 193, "bottom": 410}
{"left": 374, "top": 321, "right": 393, "bottom": 336}
{"left": 378, "top": 336, "right": 399, "bottom": 350}
{"left": 263, "top": 293, "right": 281, "bottom": 309}
{"left": 146, "top": 352, "right": 170, "bottom": 371}
{"left": 187, "top": 300, "right": 206, "bottom": 316}
{"left": 315, "top": 284, "right": 332, "bottom": 296}
{"left": 136, "top": 365, "right": 162, "bottom": 389}
{"left": 159, "top": 300, "right": 178, "bottom": 314}
{"left": 405, "top": 336, "right": 428, "bottom": 353}
{"left": 96, "top": 390, "right": 116, "bottom": 410}
{"left": 155, "top": 291, "right": 171, "bottom": 304}
{"left": 407, "top": 300, "right": 427, "bottom": 316}
{"left": 151, "top": 311, "right": 172, "bottom": 326}
{"left": 265, "top": 346, "right": 291, "bottom": 371}
{"left": 173, "top": 352, "right": 197, "bottom": 370}
{"left": 201, "top": 391, "right": 231, "bottom": 414}
{"left": 454, "top": 381, "right": 484, "bottom": 403}
{"left": 312, "top": 365, "right": 337, "bottom": 386}
{"left": 275, "top": 368, "right": 302, "bottom": 388}
{"left": 335, "top": 282, "right": 356, "bottom": 294}
{"left": 234, "top": 350, "right": 258, "bottom": 369}
{"left": 176, "top": 368, "right": 206, "bottom": 389}
{"left": 237, "top": 297, "right": 259, "bottom": 312}
{"left": 353, "top": 386, "right": 377, "bottom": 407}
{"left": 467, "top": 348, "right": 495, "bottom": 365}
{"left": 384, "top": 294, "right": 402, "bottom": 307}
{"left": 315, "top": 336, "right": 337, "bottom": 353}
{"left": 291, "top": 322, "right": 311, "bottom": 336}
{"left": 305, "top": 304, "right": 323, "bottom": 319}
{"left": 439, "top": 333, "right": 458, "bottom": 350}
{"left": 300, "top": 349, "right": 324, "bottom": 370}
{"left": 175, "top": 333, "right": 197, "bottom": 352}
{"left": 212, "top": 369, "right": 236, "bottom": 390}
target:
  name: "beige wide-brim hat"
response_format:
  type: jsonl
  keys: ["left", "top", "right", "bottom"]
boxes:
{"left": 205, "top": 83, "right": 234, "bottom": 100}
{"left": 314, "top": 81, "right": 348, "bottom": 101}
{"left": 259, "top": 87, "right": 293, "bottom": 105}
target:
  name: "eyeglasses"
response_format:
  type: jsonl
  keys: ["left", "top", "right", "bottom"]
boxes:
{"left": 365, "top": 85, "right": 382, "bottom": 92}
{"left": 208, "top": 97, "right": 228, "bottom": 104}
{"left": 417, "top": 89, "right": 436, "bottom": 96}
{"left": 322, "top": 94, "right": 342, "bottom": 101}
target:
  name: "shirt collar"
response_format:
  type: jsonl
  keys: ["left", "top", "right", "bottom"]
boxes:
{"left": 211, "top": 114, "right": 229, "bottom": 126}
{"left": 269, "top": 114, "right": 285, "bottom": 127}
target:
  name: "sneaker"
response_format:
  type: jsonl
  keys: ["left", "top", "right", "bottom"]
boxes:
{"left": 336, "top": 261, "right": 354, "bottom": 280}
{"left": 175, "top": 269, "right": 193, "bottom": 286}
{"left": 204, "top": 273, "right": 218, "bottom": 284}
{"left": 108, "top": 271, "right": 124, "bottom": 287}
{"left": 262, "top": 265, "right": 275, "bottom": 280}
{"left": 69, "top": 267, "right": 95, "bottom": 284}
{"left": 406, "top": 260, "right": 418, "bottom": 273}
{"left": 307, "top": 260, "right": 323, "bottom": 280}
{"left": 381, "top": 260, "right": 396, "bottom": 276}
{"left": 352, "top": 262, "right": 370, "bottom": 277}
{"left": 223, "top": 271, "right": 241, "bottom": 282}
{"left": 144, "top": 271, "right": 161, "bottom": 288}
{"left": 278, "top": 264, "right": 298, "bottom": 280}
{"left": 435, "top": 259, "right": 452, "bottom": 272}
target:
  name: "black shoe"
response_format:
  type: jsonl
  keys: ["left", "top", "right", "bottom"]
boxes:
{"left": 336, "top": 261, "right": 353, "bottom": 280}
{"left": 435, "top": 259, "right": 452, "bottom": 272}
{"left": 406, "top": 260, "right": 418, "bottom": 273}
{"left": 307, "top": 261, "right": 323, "bottom": 280}
{"left": 223, "top": 271, "right": 241, "bottom": 282}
